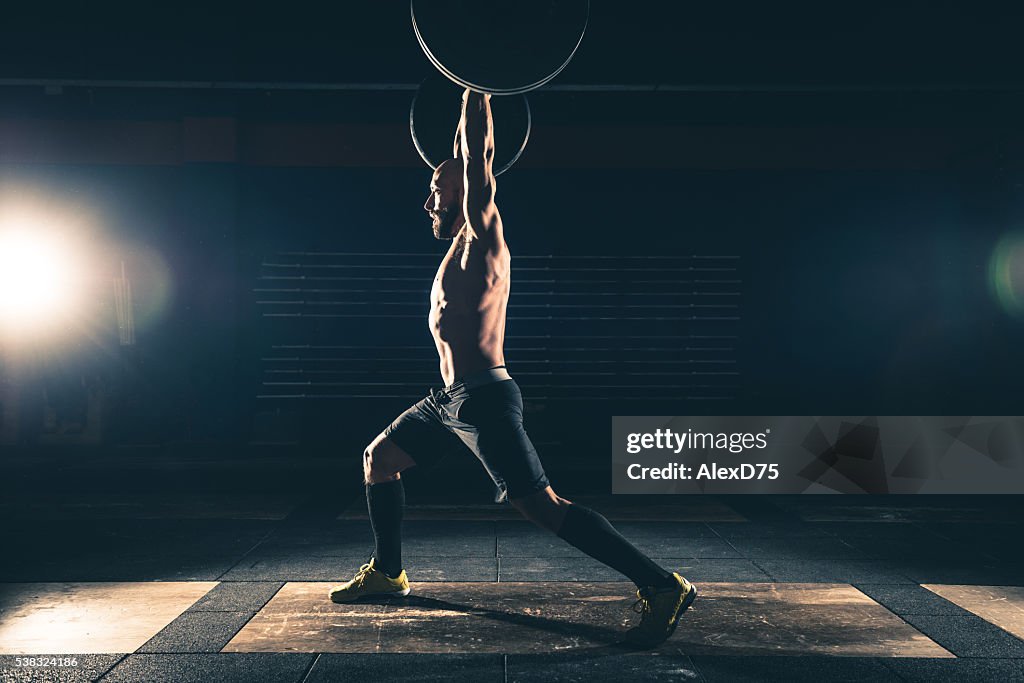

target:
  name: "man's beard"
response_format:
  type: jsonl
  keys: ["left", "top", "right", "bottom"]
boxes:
{"left": 431, "top": 207, "right": 460, "bottom": 240}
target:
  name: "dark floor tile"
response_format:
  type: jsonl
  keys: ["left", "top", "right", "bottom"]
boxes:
{"left": 707, "top": 522, "right": 830, "bottom": 538}
{"left": 497, "top": 533, "right": 586, "bottom": 558}
{"left": 0, "top": 519, "right": 273, "bottom": 548}
{"left": 498, "top": 533, "right": 739, "bottom": 559}
{"left": 498, "top": 557, "right": 772, "bottom": 582}
{"left": 338, "top": 503, "right": 518, "bottom": 521}
{"left": 497, "top": 556, "right": 624, "bottom": 582}
{"left": 0, "top": 654, "right": 124, "bottom": 683}
{"left": 305, "top": 654, "right": 504, "bottom": 682}
{"left": 496, "top": 520, "right": 718, "bottom": 539}
{"left": 221, "top": 555, "right": 497, "bottom": 581}
{"left": 98, "top": 653, "right": 315, "bottom": 683}
{"left": 776, "top": 501, "right": 995, "bottom": 523}
{"left": 403, "top": 557, "right": 499, "bottom": 582}
{"left": 402, "top": 536, "right": 496, "bottom": 558}
{"left": 260, "top": 520, "right": 374, "bottom": 545}
{"left": 719, "top": 497, "right": 795, "bottom": 523}
{"left": 726, "top": 537, "right": 865, "bottom": 560}
{"left": 690, "top": 655, "right": 900, "bottom": 682}
{"left": 634, "top": 539, "right": 742, "bottom": 560}
{"left": 842, "top": 537, "right": 997, "bottom": 562}
{"left": 561, "top": 495, "right": 745, "bottom": 522}
{"left": 984, "top": 545, "right": 1024, "bottom": 564}
{"left": 853, "top": 584, "right": 973, "bottom": 616}
{"left": 881, "top": 657, "right": 1024, "bottom": 682}
{"left": 891, "top": 562, "right": 1024, "bottom": 586}
{"left": 610, "top": 521, "right": 721, "bottom": 539}
{"left": 293, "top": 520, "right": 496, "bottom": 558}
{"left": 220, "top": 556, "right": 367, "bottom": 581}
{"left": 806, "top": 522, "right": 941, "bottom": 540}
{"left": 508, "top": 652, "right": 703, "bottom": 682}
{"left": 899, "top": 614, "right": 1024, "bottom": 658}
{"left": 919, "top": 521, "right": 1024, "bottom": 542}
{"left": 403, "top": 520, "right": 498, "bottom": 536}
{"left": 188, "top": 582, "right": 284, "bottom": 612}
{"left": 753, "top": 560, "right": 914, "bottom": 584}
{"left": 138, "top": 612, "right": 257, "bottom": 653}
{"left": 246, "top": 541, "right": 376, "bottom": 557}
{"left": 0, "top": 554, "right": 239, "bottom": 582}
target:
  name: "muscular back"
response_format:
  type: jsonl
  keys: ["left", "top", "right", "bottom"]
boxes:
{"left": 429, "top": 230, "right": 510, "bottom": 386}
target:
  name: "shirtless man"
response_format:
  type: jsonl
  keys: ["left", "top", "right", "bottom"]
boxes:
{"left": 328, "top": 89, "right": 696, "bottom": 647}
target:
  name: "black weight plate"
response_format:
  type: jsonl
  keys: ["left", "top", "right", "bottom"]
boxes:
{"left": 411, "top": 0, "right": 590, "bottom": 95}
{"left": 410, "top": 75, "right": 531, "bottom": 176}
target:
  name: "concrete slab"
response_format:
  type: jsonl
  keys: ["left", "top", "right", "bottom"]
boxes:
{"left": 99, "top": 653, "right": 315, "bottom": 683}
{"left": 898, "top": 614, "right": 1024, "bottom": 658}
{"left": 188, "top": 582, "right": 284, "bottom": 612}
{"left": 853, "top": 585, "right": 973, "bottom": 616}
{"left": 881, "top": 657, "right": 1024, "bottom": 683}
{"left": 691, "top": 655, "right": 900, "bottom": 682}
{"left": 137, "top": 611, "right": 257, "bottom": 653}
{"left": 223, "top": 581, "right": 951, "bottom": 657}
{"left": 0, "top": 653, "right": 124, "bottom": 682}
{"left": 0, "top": 582, "right": 217, "bottom": 654}
{"left": 508, "top": 652, "right": 702, "bottom": 682}
{"left": 894, "top": 562, "right": 1023, "bottom": 586}
{"left": 923, "top": 585, "right": 1024, "bottom": 641}
{"left": 305, "top": 653, "right": 504, "bottom": 682}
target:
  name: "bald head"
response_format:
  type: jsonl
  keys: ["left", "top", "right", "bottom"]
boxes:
{"left": 424, "top": 158, "right": 466, "bottom": 240}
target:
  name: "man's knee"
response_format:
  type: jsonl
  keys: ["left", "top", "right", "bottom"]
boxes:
{"left": 510, "top": 487, "right": 572, "bottom": 532}
{"left": 362, "top": 436, "right": 414, "bottom": 485}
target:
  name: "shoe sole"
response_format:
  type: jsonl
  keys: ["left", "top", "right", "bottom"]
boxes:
{"left": 329, "top": 586, "right": 411, "bottom": 604}
{"left": 665, "top": 584, "right": 697, "bottom": 640}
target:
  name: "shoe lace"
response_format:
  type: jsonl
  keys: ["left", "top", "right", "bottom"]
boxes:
{"left": 632, "top": 587, "right": 653, "bottom": 615}
{"left": 352, "top": 562, "right": 373, "bottom": 587}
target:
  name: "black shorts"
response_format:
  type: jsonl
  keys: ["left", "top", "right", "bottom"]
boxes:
{"left": 383, "top": 369, "right": 551, "bottom": 503}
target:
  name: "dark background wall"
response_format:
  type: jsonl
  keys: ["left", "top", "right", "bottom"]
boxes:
{"left": 0, "top": 2, "right": 1022, "bottom": 458}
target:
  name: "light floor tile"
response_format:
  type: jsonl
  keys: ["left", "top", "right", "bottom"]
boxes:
{"left": 922, "top": 584, "right": 1024, "bottom": 640}
{"left": 0, "top": 582, "right": 218, "bottom": 654}
{"left": 225, "top": 581, "right": 950, "bottom": 656}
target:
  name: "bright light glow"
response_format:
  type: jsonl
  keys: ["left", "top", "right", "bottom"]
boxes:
{"left": 989, "top": 232, "right": 1024, "bottom": 318}
{"left": 0, "top": 229, "right": 78, "bottom": 327}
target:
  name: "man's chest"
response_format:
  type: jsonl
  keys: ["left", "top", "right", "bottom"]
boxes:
{"left": 431, "top": 241, "right": 489, "bottom": 304}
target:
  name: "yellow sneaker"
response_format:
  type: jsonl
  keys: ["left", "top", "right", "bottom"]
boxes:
{"left": 328, "top": 558, "right": 410, "bottom": 603}
{"left": 624, "top": 572, "right": 697, "bottom": 647}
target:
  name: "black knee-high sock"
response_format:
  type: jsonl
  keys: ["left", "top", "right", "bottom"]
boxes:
{"left": 366, "top": 479, "right": 404, "bottom": 578}
{"left": 556, "top": 503, "right": 674, "bottom": 589}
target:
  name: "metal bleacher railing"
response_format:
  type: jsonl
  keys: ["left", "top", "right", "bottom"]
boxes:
{"left": 253, "top": 252, "right": 741, "bottom": 401}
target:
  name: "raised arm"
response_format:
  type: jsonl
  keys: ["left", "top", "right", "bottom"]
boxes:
{"left": 458, "top": 89, "right": 502, "bottom": 243}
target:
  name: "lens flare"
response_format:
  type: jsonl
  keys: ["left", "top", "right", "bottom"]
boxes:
{"left": 0, "top": 230, "right": 78, "bottom": 327}
{"left": 123, "top": 245, "right": 174, "bottom": 333}
{"left": 988, "top": 232, "right": 1024, "bottom": 317}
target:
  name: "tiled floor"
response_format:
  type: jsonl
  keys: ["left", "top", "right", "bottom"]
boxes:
{"left": 922, "top": 585, "right": 1024, "bottom": 641}
{"left": 0, "top": 582, "right": 218, "bottom": 654}
{"left": 224, "top": 581, "right": 951, "bottom": 656}
{"left": 337, "top": 496, "right": 746, "bottom": 522}
{"left": 1, "top": 488, "right": 1023, "bottom": 681}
